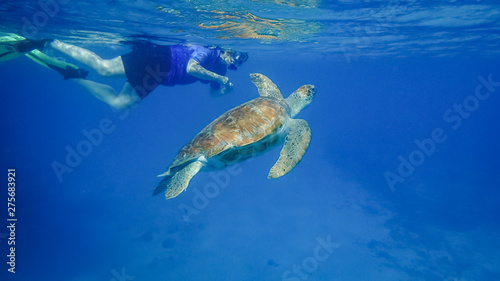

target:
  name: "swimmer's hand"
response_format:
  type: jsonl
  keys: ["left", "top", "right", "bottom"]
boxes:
{"left": 210, "top": 77, "right": 233, "bottom": 97}
{"left": 220, "top": 81, "right": 234, "bottom": 94}
{"left": 218, "top": 76, "right": 234, "bottom": 94}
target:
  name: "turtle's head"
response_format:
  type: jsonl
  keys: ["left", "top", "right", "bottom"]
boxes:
{"left": 295, "top": 84, "right": 315, "bottom": 105}
{"left": 286, "top": 84, "right": 316, "bottom": 117}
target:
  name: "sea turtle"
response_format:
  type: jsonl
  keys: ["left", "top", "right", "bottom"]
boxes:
{"left": 154, "top": 73, "right": 316, "bottom": 199}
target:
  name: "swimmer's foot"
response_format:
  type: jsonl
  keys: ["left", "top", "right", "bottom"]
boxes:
{"left": 13, "top": 39, "right": 52, "bottom": 52}
{"left": 47, "top": 64, "right": 89, "bottom": 80}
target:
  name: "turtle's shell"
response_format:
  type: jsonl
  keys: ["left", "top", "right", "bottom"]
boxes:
{"left": 170, "top": 96, "right": 289, "bottom": 170}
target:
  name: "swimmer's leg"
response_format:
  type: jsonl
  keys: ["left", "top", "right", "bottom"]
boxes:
{"left": 49, "top": 40, "right": 125, "bottom": 77}
{"left": 72, "top": 80, "right": 140, "bottom": 110}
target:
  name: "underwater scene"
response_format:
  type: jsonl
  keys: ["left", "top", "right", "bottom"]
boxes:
{"left": 1, "top": 0, "right": 500, "bottom": 280}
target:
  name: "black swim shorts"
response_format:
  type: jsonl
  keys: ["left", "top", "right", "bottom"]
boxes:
{"left": 121, "top": 44, "right": 171, "bottom": 99}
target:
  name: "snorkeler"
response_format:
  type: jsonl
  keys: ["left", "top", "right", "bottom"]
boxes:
{"left": 44, "top": 39, "right": 248, "bottom": 110}
{"left": 1, "top": 34, "right": 248, "bottom": 110}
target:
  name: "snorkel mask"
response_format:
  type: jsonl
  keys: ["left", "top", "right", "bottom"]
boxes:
{"left": 227, "top": 51, "right": 248, "bottom": 70}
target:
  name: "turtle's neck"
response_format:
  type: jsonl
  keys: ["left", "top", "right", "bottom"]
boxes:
{"left": 285, "top": 91, "right": 309, "bottom": 118}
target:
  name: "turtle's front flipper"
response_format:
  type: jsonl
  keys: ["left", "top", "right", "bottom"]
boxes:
{"left": 250, "top": 73, "right": 283, "bottom": 99}
{"left": 154, "top": 161, "right": 203, "bottom": 199}
{"left": 268, "top": 119, "right": 311, "bottom": 179}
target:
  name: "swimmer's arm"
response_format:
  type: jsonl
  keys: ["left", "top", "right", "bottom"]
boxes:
{"left": 186, "top": 59, "right": 230, "bottom": 86}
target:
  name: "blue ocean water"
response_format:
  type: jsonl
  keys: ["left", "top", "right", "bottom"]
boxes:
{"left": 1, "top": 1, "right": 500, "bottom": 280}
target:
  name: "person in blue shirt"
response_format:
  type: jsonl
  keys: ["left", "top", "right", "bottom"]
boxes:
{"left": 46, "top": 39, "right": 248, "bottom": 109}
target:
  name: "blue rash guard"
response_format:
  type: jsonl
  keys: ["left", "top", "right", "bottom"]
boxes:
{"left": 164, "top": 45, "right": 227, "bottom": 86}
{"left": 121, "top": 44, "right": 227, "bottom": 99}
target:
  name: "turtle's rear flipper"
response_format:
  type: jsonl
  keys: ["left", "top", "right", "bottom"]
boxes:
{"left": 154, "top": 161, "right": 203, "bottom": 199}
{"left": 268, "top": 119, "right": 311, "bottom": 179}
